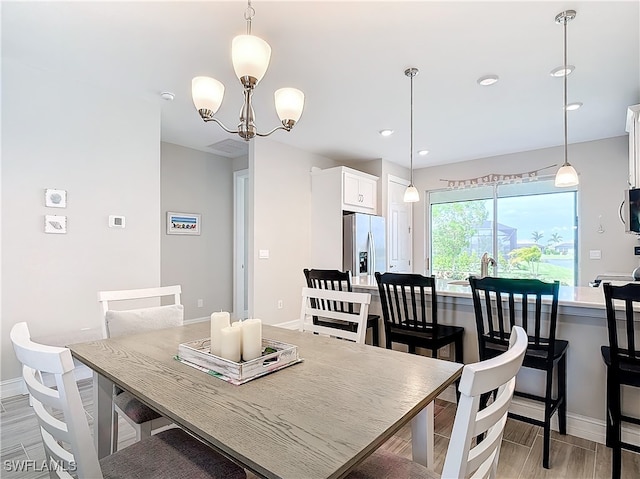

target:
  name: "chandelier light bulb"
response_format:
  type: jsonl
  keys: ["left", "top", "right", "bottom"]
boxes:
{"left": 275, "top": 88, "right": 305, "bottom": 123}
{"left": 232, "top": 35, "right": 272, "bottom": 84}
{"left": 192, "top": 76, "right": 225, "bottom": 116}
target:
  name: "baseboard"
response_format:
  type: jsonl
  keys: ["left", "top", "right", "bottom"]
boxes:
{"left": 272, "top": 320, "right": 299, "bottom": 330}
{"left": 1, "top": 363, "right": 93, "bottom": 399}
{"left": 184, "top": 316, "right": 209, "bottom": 325}
{"left": 437, "top": 387, "right": 640, "bottom": 446}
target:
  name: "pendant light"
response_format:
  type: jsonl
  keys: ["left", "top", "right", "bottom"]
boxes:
{"left": 404, "top": 67, "right": 420, "bottom": 203}
{"left": 554, "top": 10, "right": 579, "bottom": 188}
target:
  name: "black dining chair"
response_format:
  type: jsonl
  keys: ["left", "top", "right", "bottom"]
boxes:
{"left": 601, "top": 282, "right": 640, "bottom": 479}
{"left": 374, "top": 272, "right": 464, "bottom": 363}
{"left": 303, "top": 268, "right": 380, "bottom": 346}
{"left": 469, "top": 275, "right": 567, "bottom": 469}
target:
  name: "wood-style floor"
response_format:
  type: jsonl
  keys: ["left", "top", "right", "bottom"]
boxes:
{"left": 1, "top": 379, "right": 639, "bottom": 479}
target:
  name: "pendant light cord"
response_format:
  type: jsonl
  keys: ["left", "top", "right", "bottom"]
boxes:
{"left": 410, "top": 72, "right": 414, "bottom": 185}
{"left": 563, "top": 18, "right": 568, "bottom": 167}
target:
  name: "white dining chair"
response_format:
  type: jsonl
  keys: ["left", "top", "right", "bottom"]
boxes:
{"left": 10, "top": 321, "right": 246, "bottom": 479}
{"left": 98, "top": 285, "right": 183, "bottom": 452}
{"left": 299, "top": 286, "right": 371, "bottom": 344}
{"left": 347, "top": 326, "right": 528, "bottom": 479}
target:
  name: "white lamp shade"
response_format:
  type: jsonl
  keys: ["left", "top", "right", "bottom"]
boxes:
{"left": 554, "top": 163, "right": 579, "bottom": 187}
{"left": 192, "top": 76, "right": 225, "bottom": 114}
{"left": 403, "top": 185, "right": 420, "bottom": 203}
{"left": 274, "top": 88, "right": 305, "bottom": 122}
{"left": 232, "top": 35, "right": 272, "bottom": 83}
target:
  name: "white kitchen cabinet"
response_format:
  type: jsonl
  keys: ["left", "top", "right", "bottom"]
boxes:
{"left": 627, "top": 104, "right": 640, "bottom": 187}
{"left": 310, "top": 166, "right": 379, "bottom": 269}
{"left": 343, "top": 171, "right": 376, "bottom": 211}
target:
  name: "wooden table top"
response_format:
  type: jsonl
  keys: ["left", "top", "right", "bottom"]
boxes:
{"left": 69, "top": 323, "right": 462, "bottom": 479}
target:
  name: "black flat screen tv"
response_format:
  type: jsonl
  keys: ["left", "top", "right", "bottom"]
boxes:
{"left": 624, "top": 188, "right": 640, "bottom": 234}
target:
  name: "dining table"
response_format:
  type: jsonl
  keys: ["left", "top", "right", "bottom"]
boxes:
{"left": 68, "top": 322, "right": 463, "bottom": 479}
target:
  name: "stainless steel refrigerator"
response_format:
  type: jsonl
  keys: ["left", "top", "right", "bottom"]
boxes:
{"left": 343, "top": 213, "right": 386, "bottom": 276}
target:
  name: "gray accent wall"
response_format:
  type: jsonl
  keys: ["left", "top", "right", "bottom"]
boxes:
{"left": 160, "top": 142, "right": 234, "bottom": 320}
{"left": 1, "top": 59, "right": 162, "bottom": 380}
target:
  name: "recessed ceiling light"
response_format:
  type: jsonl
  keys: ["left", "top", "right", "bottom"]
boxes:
{"left": 549, "top": 65, "right": 575, "bottom": 77}
{"left": 418, "top": 150, "right": 430, "bottom": 156}
{"left": 477, "top": 74, "right": 499, "bottom": 86}
{"left": 160, "top": 91, "right": 175, "bottom": 101}
{"left": 564, "top": 102, "right": 583, "bottom": 111}
{"left": 379, "top": 129, "right": 394, "bottom": 137}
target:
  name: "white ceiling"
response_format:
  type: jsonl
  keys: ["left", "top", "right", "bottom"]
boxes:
{"left": 3, "top": 1, "right": 639, "bottom": 169}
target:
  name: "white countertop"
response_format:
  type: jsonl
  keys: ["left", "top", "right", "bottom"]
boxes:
{"left": 350, "top": 275, "right": 614, "bottom": 310}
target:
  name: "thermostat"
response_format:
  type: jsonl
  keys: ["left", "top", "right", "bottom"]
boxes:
{"left": 109, "top": 215, "right": 125, "bottom": 228}
{"left": 634, "top": 246, "right": 640, "bottom": 256}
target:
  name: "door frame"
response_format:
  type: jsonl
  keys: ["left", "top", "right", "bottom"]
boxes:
{"left": 387, "top": 174, "right": 413, "bottom": 272}
{"left": 233, "top": 169, "right": 249, "bottom": 319}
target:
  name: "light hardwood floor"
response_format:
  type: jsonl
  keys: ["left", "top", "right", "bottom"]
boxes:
{"left": 1, "top": 379, "right": 639, "bottom": 479}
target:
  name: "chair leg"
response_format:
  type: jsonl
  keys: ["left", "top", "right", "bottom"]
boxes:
{"left": 558, "top": 355, "right": 567, "bottom": 435}
{"left": 543, "top": 366, "right": 554, "bottom": 469}
{"left": 371, "top": 321, "right": 380, "bottom": 348}
{"left": 111, "top": 407, "right": 119, "bottom": 453}
{"left": 605, "top": 369, "right": 615, "bottom": 447}
{"left": 609, "top": 374, "right": 622, "bottom": 479}
{"left": 454, "top": 335, "right": 464, "bottom": 364}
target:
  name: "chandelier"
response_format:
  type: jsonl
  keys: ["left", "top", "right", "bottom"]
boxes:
{"left": 191, "top": 0, "right": 304, "bottom": 141}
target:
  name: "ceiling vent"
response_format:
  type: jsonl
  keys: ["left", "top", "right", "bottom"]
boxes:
{"left": 207, "top": 139, "right": 248, "bottom": 158}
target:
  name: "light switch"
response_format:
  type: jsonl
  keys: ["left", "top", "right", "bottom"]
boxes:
{"left": 259, "top": 249, "right": 270, "bottom": 259}
{"left": 109, "top": 215, "right": 125, "bottom": 228}
{"left": 589, "top": 250, "right": 602, "bottom": 260}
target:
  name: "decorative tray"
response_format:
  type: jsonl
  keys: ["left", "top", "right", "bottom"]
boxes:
{"left": 176, "top": 338, "right": 301, "bottom": 385}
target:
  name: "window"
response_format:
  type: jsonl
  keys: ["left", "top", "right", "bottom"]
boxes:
{"left": 428, "top": 178, "right": 577, "bottom": 285}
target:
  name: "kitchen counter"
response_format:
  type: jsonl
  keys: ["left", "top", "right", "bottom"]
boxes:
{"left": 351, "top": 274, "right": 640, "bottom": 445}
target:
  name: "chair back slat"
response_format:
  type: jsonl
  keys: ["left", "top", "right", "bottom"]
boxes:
{"left": 299, "top": 287, "right": 371, "bottom": 344}
{"left": 469, "top": 276, "right": 560, "bottom": 359}
{"left": 304, "top": 269, "right": 354, "bottom": 317}
{"left": 441, "top": 327, "right": 527, "bottom": 479}
{"left": 375, "top": 272, "right": 438, "bottom": 331}
{"left": 603, "top": 282, "right": 640, "bottom": 365}
{"left": 10, "top": 322, "right": 103, "bottom": 479}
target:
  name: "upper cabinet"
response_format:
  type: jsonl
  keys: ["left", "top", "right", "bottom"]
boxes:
{"left": 312, "top": 166, "right": 378, "bottom": 215}
{"left": 627, "top": 104, "right": 640, "bottom": 187}
{"left": 342, "top": 170, "right": 377, "bottom": 212}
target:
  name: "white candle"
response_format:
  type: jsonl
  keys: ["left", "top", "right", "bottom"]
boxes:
{"left": 210, "top": 311, "right": 230, "bottom": 356}
{"left": 232, "top": 320, "right": 243, "bottom": 352}
{"left": 241, "top": 318, "right": 262, "bottom": 361}
{"left": 220, "top": 326, "right": 241, "bottom": 363}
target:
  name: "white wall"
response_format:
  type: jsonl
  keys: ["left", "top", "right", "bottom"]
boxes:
{"left": 413, "top": 136, "right": 634, "bottom": 285}
{"left": 250, "top": 139, "right": 337, "bottom": 324}
{"left": 161, "top": 142, "right": 233, "bottom": 320}
{"left": 1, "top": 60, "right": 162, "bottom": 381}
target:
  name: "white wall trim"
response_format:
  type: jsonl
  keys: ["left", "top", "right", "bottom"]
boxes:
{"left": 272, "top": 320, "right": 299, "bottom": 330}
{"left": 437, "top": 386, "right": 640, "bottom": 446}
{"left": 1, "top": 377, "right": 26, "bottom": 399}
{"left": 184, "top": 316, "right": 209, "bottom": 325}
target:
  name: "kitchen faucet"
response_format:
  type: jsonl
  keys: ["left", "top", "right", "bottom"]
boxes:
{"left": 480, "top": 252, "right": 496, "bottom": 278}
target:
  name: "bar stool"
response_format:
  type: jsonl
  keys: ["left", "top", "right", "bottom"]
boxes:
{"left": 469, "top": 276, "right": 568, "bottom": 469}
{"left": 601, "top": 282, "right": 640, "bottom": 479}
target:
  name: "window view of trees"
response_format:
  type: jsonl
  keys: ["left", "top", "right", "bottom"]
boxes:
{"left": 430, "top": 182, "right": 577, "bottom": 285}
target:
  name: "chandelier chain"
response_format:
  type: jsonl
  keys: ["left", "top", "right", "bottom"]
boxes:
{"left": 244, "top": 0, "right": 255, "bottom": 34}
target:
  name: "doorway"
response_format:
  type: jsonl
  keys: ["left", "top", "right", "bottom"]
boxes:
{"left": 387, "top": 175, "right": 413, "bottom": 272}
{"left": 234, "top": 169, "right": 249, "bottom": 319}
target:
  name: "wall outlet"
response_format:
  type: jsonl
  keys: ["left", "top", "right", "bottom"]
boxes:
{"left": 277, "top": 300, "right": 283, "bottom": 309}
{"left": 197, "top": 299, "right": 204, "bottom": 308}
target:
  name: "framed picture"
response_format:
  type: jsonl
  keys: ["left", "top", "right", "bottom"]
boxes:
{"left": 167, "top": 212, "right": 201, "bottom": 235}
{"left": 45, "top": 188, "right": 67, "bottom": 208}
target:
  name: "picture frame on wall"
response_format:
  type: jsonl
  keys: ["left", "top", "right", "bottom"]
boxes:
{"left": 167, "top": 212, "right": 201, "bottom": 235}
